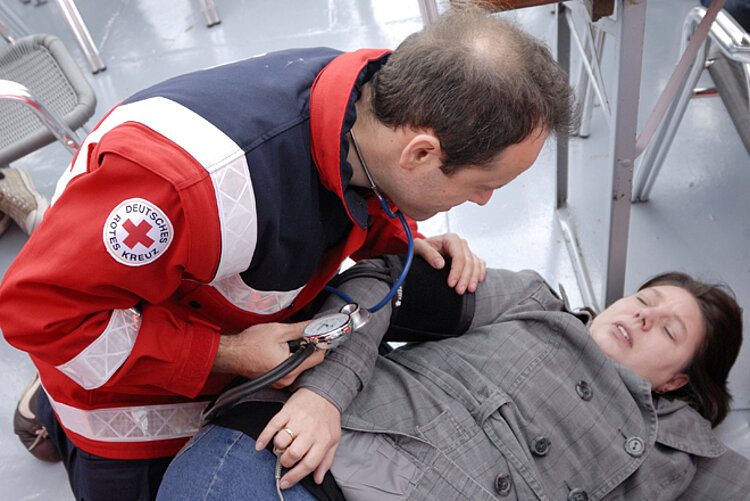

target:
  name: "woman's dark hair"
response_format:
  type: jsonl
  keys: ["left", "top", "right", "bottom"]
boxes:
{"left": 370, "top": 4, "right": 578, "bottom": 174}
{"left": 639, "top": 272, "right": 743, "bottom": 427}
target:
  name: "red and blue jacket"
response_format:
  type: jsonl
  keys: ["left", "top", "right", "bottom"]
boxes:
{"left": 0, "top": 47, "right": 419, "bottom": 459}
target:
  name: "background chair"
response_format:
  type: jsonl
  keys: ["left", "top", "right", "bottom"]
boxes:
{"left": 632, "top": 6, "right": 750, "bottom": 202}
{"left": 708, "top": 44, "right": 750, "bottom": 156}
{"left": 0, "top": 32, "right": 96, "bottom": 167}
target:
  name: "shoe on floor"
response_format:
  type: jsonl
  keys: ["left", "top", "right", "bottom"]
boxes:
{"left": 0, "top": 211, "right": 10, "bottom": 237}
{"left": 0, "top": 167, "right": 49, "bottom": 235}
{"left": 13, "top": 373, "right": 61, "bottom": 462}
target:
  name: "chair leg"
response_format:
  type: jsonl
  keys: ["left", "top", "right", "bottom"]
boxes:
{"left": 53, "top": 0, "right": 106, "bottom": 74}
{"left": 0, "top": 1, "right": 32, "bottom": 41}
{"left": 575, "top": 29, "right": 606, "bottom": 138}
{"left": 197, "top": 0, "right": 220, "bottom": 27}
{"left": 417, "top": 0, "right": 439, "bottom": 26}
{"left": 632, "top": 3, "right": 727, "bottom": 202}
{"left": 632, "top": 45, "right": 708, "bottom": 202}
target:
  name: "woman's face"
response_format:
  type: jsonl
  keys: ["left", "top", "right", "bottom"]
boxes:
{"left": 589, "top": 285, "right": 705, "bottom": 392}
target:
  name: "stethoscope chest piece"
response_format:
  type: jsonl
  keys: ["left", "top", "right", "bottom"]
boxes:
{"left": 303, "top": 303, "right": 371, "bottom": 350}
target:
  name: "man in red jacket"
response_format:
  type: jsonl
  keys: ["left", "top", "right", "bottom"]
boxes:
{"left": 1, "top": 5, "right": 574, "bottom": 500}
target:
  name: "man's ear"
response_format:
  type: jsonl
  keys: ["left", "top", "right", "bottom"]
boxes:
{"left": 398, "top": 132, "right": 443, "bottom": 172}
{"left": 655, "top": 373, "right": 690, "bottom": 393}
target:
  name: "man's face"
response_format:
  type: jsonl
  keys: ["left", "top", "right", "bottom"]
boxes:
{"left": 589, "top": 285, "right": 705, "bottom": 392}
{"left": 387, "top": 129, "right": 548, "bottom": 221}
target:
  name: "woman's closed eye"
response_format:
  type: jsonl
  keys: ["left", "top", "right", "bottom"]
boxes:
{"left": 663, "top": 326, "right": 674, "bottom": 340}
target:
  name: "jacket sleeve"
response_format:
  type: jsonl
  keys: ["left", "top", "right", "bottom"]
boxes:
{"left": 293, "top": 258, "right": 393, "bottom": 413}
{"left": 0, "top": 126, "right": 222, "bottom": 399}
{"left": 294, "top": 262, "right": 556, "bottom": 412}
{"left": 469, "top": 268, "right": 566, "bottom": 330}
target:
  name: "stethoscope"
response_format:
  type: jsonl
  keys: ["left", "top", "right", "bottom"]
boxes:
{"left": 200, "top": 130, "right": 414, "bottom": 424}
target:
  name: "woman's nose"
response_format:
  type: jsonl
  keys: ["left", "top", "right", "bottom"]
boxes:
{"left": 635, "top": 310, "right": 652, "bottom": 330}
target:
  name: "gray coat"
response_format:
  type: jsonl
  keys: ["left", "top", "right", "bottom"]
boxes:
{"left": 271, "top": 262, "right": 750, "bottom": 500}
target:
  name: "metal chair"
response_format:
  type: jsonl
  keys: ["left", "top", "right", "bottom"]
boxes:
{"left": 0, "top": 33, "right": 96, "bottom": 166}
{"left": 418, "top": 0, "right": 615, "bottom": 26}
{"left": 2, "top": 0, "right": 219, "bottom": 74}
{"left": 632, "top": 6, "right": 750, "bottom": 202}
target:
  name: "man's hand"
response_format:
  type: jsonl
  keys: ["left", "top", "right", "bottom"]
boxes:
{"left": 414, "top": 233, "right": 486, "bottom": 294}
{"left": 212, "top": 322, "right": 325, "bottom": 388}
{"left": 255, "top": 388, "right": 341, "bottom": 488}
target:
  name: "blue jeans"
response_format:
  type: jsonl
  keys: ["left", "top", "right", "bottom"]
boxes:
{"left": 156, "top": 424, "right": 317, "bottom": 500}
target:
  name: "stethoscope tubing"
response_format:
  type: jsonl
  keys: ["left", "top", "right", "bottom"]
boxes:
{"left": 201, "top": 203, "right": 414, "bottom": 425}
{"left": 200, "top": 343, "right": 316, "bottom": 425}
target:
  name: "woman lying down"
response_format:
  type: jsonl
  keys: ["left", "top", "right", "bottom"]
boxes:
{"left": 157, "top": 255, "right": 748, "bottom": 500}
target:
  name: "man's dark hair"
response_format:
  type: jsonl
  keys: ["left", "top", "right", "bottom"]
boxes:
{"left": 370, "top": 5, "right": 577, "bottom": 174}
{"left": 639, "top": 272, "right": 743, "bottom": 427}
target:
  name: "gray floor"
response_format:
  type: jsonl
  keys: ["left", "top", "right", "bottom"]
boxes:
{"left": 0, "top": 0, "right": 748, "bottom": 499}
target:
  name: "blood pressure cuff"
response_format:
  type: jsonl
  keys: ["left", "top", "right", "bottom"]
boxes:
{"left": 328, "top": 254, "right": 475, "bottom": 343}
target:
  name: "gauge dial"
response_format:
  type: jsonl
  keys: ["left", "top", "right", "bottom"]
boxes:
{"left": 303, "top": 312, "right": 352, "bottom": 349}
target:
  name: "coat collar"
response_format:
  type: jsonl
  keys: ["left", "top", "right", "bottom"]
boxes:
{"left": 653, "top": 396, "right": 727, "bottom": 457}
{"left": 309, "top": 48, "right": 391, "bottom": 229}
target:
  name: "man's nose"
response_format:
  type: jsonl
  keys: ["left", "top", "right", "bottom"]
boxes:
{"left": 469, "top": 190, "right": 493, "bottom": 206}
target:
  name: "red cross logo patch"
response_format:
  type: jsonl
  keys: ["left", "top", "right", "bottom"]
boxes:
{"left": 103, "top": 198, "right": 173, "bottom": 266}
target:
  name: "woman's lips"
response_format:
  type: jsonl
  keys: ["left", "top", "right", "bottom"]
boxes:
{"left": 613, "top": 323, "right": 632, "bottom": 347}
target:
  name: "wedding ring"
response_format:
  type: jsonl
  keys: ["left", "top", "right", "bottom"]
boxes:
{"left": 282, "top": 427, "right": 295, "bottom": 440}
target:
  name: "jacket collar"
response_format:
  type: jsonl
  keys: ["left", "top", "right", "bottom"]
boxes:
{"left": 653, "top": 396, "right": 727, "bottom": 458}
{"left": 309, "top": 48, "right": 391, "bottom": 229}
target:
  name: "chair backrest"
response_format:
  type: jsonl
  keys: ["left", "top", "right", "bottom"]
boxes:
{"left": 0, "top": 33, "right": 96, "bottom": 165}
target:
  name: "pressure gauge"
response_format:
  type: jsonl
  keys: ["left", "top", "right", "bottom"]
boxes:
{"left": 302, "top": 303, "right": 371, "bottom": 350}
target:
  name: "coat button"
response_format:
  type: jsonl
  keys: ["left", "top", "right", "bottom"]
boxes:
{"left": 575, "top": 380, "right": 593, "bottom": 401}
{"left": 531, "top": 436, "right": 551, "bottom": 456}
{"left": 188, "top": 300, "right": 201, "bottom": 309}
{"left": 624, "top": 436, "right": 645, "bottom": 457}
{"left": 567, "top": 488, "right": 588, "bottom": 501}
{"left": 494, "top": 473, "right": 513, "bottom": 496}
